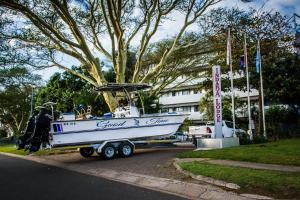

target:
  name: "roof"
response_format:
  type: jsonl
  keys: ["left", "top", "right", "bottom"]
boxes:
{"left": 95, "top": 83, "right": 151, "bottom": 92}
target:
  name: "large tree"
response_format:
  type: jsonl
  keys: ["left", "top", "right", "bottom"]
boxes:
{"left": 35, "top": 66, "right": 112, "bottom": 116}
{"left": 0, "top": 0, "right": 221, "bottom": 111}
{"left": 193, "top": 8, "right": 296, "bottom": 133}
{"left": 0, "top": 66, "right": 41, "bottom": 137}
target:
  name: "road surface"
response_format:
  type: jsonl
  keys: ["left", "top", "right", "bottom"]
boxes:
{"left": 0, "top": 154, "right": 186, "bottom": 200}
{"left": 41, "top": 146, "right": 195, "bottom": 180}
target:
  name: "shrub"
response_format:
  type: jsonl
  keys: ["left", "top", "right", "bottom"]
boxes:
{"left": 265, "top": 105, "right": 299, "bottom": 140}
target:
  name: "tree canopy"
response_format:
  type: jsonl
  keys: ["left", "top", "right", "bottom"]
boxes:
{"left": 195, "top": 8, "right": 297, "bottom": 104}
{"left": 36, "top": 67, "right": 111, "bottom": 116}
{"left": 0, "top": 0, "right": 221, "bottom": 111}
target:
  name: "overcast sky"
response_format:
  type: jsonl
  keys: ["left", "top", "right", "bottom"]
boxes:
{"left": 35, "top": 0, "right": 300, "bottom": 81}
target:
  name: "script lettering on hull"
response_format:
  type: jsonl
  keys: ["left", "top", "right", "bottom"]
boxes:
{"left": 96, "top": 121, "right": 127, "bottom": 129}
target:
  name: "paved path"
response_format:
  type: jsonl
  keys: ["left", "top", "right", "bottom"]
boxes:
{"left": 0, "top": 154, "right": 185, "bottom": 200}
{"left": 177, "top": 158, "right": 300, "bottom": 172}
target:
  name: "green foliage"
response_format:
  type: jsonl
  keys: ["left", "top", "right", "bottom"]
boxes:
{"left": 0, "top": 144, "right": 27, "bottom": 155}
{"left": 0, "top": 67, "right": 41, "bottom": 87}
{"left": 197, "top": 8, "right": 297, "bottom": 106}
{"left": 177, "top": 139, "right": 300, "bottom": 166}
{"left": 263, "top": 55, "right": 300, "bottom": 106}
{"left": 236, "top": 131, "right": 268, "bottom": 145}
{"left": 179, "top": 161, "right": 300, "bottom": 199}
{"left": 0, "top": 129, "right": 7, "bottom": 138}
{"left": 36, "top": 67, "right": 110, "bottom": 116}
{"left": 199, "top": 92, "right": 213, "bottom": 120}
{"left": 136, "top": 91, "right": 160, "bottom": 114}
{"left": 265, "top": 105, "right": 299, "bottom": 139}
{"left": 178, "top": 119, "right": 192, "bottom": 132}
{"left": 199, "top": 93, "right": 243, "bottom": 121}
{"left": 0, "top": 85, "right": 32, "bottom": 136}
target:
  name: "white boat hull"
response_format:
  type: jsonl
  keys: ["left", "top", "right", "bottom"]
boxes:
{"left": 50, "top": 114, "right": 187, "bottom": 147}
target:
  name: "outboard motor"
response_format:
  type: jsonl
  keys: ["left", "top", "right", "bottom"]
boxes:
{"left": 28, "top": 108, "right": 52, "bottom": 152}
{"left": 16, "top": 111, "right": 38, "bottom": 150}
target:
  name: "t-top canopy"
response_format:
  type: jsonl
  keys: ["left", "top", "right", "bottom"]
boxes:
{"left": 95, "top": 83, "right": 151, "bottom": 92}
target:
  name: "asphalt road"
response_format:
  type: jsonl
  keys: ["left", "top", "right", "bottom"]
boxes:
{"left": 41, "top": 146, "right": 195, "bottom": 180}
{"left": 0, "top": 154, "right": 186, "bottom": 200}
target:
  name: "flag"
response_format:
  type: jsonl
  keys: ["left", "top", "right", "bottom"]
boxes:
{"left": 244, "top": 36, "right": 248, "bottom": 70}
{"left": 256, "top": 40, "right": 261, "bottom": 73}
{"left": 239, "top": 55, "right": 245, "bottom": 70}
{"left": 226, "top": 29, "right": 231, "bottom": 66}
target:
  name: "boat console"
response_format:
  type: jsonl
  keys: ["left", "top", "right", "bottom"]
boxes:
{"left": 114, "top": 106, "right": 140, "bottom": 118}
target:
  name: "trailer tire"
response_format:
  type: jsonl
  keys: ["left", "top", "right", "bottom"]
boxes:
{"left": 102, "top": 144, "right": 116, "bottom": 160}
{"left": 79, "top": 147, "right": 94, "bottom": 157}
{"left": 118, "top": 142, "right": 134, "bottom": 157}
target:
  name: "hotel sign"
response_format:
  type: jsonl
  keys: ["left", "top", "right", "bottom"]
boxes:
{"left": 212, "top": 65, "right": 222, "bottom": 138}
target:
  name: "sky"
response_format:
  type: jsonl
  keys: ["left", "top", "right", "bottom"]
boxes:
{"left": 35, "top": 0, "right": 300, "bottom": 81}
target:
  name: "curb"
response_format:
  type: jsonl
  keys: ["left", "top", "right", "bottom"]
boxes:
{"left": 173, "top": 158, "right": 273, "bottom": 200}
{"left": 0, "top": 152, "right": 258, "bottom": 200}
{"left": 173, "top": 158, "right": 240, "bottom": 190}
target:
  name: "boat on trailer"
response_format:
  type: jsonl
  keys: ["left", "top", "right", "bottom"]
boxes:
{"left": 20, "top": 83, "right": 188, "bottom": 159}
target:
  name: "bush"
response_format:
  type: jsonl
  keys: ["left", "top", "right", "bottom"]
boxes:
{"left": 265, "top": 105, "right": 299, "bottom": 140}
{"left": 0, "top": 136, "right": 15, "bottom": 145}
{"left": 236, "top": 131, "right": 267, "bottom": 145}
{"left": 236, "top": 131, "right": 251, "bottom": 145}
{"left": 0, "top": 129, "right": 7, "bottom": 138}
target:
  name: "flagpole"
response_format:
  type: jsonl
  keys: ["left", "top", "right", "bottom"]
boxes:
{"left": 227, "top": 29, "right": 236, "bottom": 136}
{"left": 258, "top": 40, "right": 267, "bottom": 138}
{"left": 244, "top": 33, "right": 253, "bottom": 140}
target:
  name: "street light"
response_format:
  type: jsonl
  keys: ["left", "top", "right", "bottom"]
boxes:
{"left": 29, "top": 85, "right": 36, "bottom": 117}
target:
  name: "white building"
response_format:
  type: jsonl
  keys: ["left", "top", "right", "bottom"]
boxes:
{"left": 158, "top": 76, "right": 259, "bottom": 121}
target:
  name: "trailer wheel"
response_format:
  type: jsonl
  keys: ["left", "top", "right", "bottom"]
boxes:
{"left": 118, "top": 142, "right": 134, "bottom": 157}
{"left": 79, "top": 147, "right": 94, "bottom": 157}
{"left": 102, "top": 144, "right": 116, "bottom": 160}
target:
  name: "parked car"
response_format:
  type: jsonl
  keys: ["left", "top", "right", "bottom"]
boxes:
{"left": 188, "top": 121, "right": 245, "bottom": 138}
{"left": 175, "top": 131, "right": 188, "bottom": 142}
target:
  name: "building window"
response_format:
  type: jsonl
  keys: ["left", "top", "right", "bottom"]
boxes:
{"left": 172, "top": 91, "right": 176, "bottom": 96}
{"left": 161, "top": 108, "right": 168, "bottom": 113}
{"left": 182, "top": 90, "right": 190, "bottom": 95}
{"left": 182, "top": 106, "right": 191, "bottom": 112}
{"left": 194, "top": 105, "right": 199, "bottom": 112}
{"left": 176, "top": 107, "right": 183, "bottom": 112}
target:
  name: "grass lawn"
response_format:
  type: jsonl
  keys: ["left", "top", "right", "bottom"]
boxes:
{"left": 177, "top": 139, "right": 300, "bottom": 166}
{"left": 180, "top": 161, "right": 300, "bottom": 199}
{"left": 0, "top": 144, "right": 28, "bottom": 155}
{"left": 0, "top": 144, "right": 78, "bottom": 156}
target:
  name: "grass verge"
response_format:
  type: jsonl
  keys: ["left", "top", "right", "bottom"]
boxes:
{"left": 0, "top": 144, "right": 27, "bottom": 155}
{"left": 0, "top": 144, "right": 78, "bottom": 156}
{"left": 180, "top": 161, "right": 300, "bottom": 199}
{"left": 177, "top": 139, "right": 300, "bottom": 166}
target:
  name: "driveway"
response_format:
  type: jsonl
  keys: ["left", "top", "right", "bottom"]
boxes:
{"left": 0, "top": 154, "right": 186, "bottom": 200}
{"left": 39, "top": 145, "right": 195, "bottom": 180}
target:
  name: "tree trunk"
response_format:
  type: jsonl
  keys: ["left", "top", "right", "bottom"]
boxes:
{"left": 102, "top": 92, "right": 118, "bottom": 112}
{"left": 116, "top": 49, "right": 127, "bottom": 83}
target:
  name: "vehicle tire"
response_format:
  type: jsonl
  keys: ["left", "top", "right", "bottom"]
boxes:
{"left": 101, "top": 144, "right": 116, "bottom": 160}
{"left": 79, "top": 147, "right": 94, "bottom": 157}
{"left": 118, "top": 142, "right": 134, "bottom": 158}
